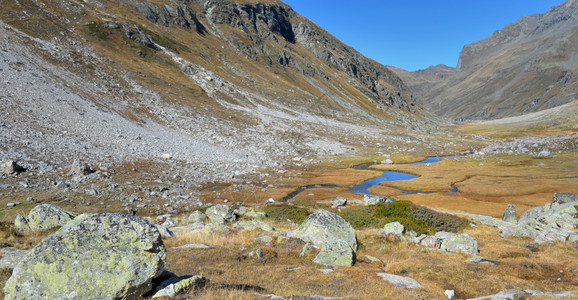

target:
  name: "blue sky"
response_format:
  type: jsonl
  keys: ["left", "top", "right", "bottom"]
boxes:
{"left": 282, "top": 0, "right": 565, "bottom": 71}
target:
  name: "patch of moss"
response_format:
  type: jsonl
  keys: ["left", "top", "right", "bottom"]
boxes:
{"left": 263, "top": 205, "right": 310, "bottom": 224}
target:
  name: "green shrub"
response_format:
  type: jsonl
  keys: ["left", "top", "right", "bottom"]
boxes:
{"left": 410, "top": 207, "right": 469, "bottom": 233}
{"left": 263, "top": 205, "right": 311, "bottom": 224}
{"left": 340, "top": 206, "right": 380, "bottom": 229}
{"left": 373, "top": 200, "right": 413, "bottom": 218}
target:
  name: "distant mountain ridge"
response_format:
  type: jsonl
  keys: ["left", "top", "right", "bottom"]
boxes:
{"left": 394, "top": 0, "right": 578, "bottom": 121}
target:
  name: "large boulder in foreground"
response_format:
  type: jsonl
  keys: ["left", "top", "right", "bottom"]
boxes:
{"left": 297, "top": 209, "right": 357, "bottom": 251}
{"left": 27, "top": 204, "right": 76, "bottom": 231}
{"left": 4, "top": 213, "right": 166, "bottom": 300}
{"left": 313, "top": 240, "right": 356, "bottom": 266}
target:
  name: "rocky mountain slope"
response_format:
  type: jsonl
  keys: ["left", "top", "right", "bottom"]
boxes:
{"left": 0, "top": 0, "right": 437, "bottom": 183}
{"left": 394, "top": 0, "right": 578, "bottom": 121}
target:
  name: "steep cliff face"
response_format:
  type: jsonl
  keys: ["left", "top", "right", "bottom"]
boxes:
{"left": 402, "top": 0, "right": 578, "bottom": 121}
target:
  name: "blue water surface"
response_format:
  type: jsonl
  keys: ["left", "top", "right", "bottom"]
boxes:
{"left": 350, "top": 171, "right": 417, "bottom": 195}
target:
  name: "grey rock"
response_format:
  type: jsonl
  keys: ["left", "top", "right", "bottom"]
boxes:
{"left": 534, "top": 150, "right": 551, "bottom": 158}
{"left": 331, "top": 197, "right": 347, "bottom": 208}
{"left": 467, "top": 255, "right": 499, "bottom": 265}
{"left": 383, "top": 221, "right": 405, "bottom": 236}
{"left": 365, "top": 255, "right": 382, "bottom": 263}
{"left": 70, "top": 160, "right": 92, "bottom": 176}
{"left": 552, "top": 193, "right": 577, "bottom": 205}
{"left": 0, "top": 159, "right": 19, "bottom": 175}
{"left": 3, "top": 213, "right": 166, "bottom": 300}
{"left": 300, "top": 242, "right": 313, "bottom": 256}
{"left": 313, "top": 240, "right": 355, "bottom": 266}
{"left": 364, "top": 194, "right": 394, "bottom": 206}
{"left": 27, "top": 204, "right": 76, "bottom": 231}
{"left": 256, "top": 235, "right": 273, "bottom": 243}
{"left": 376, "top": 273, "right": 422, "bottom": 289}
{"left": 502, "top": 204, "right": 517, "bottom": 224}
{"left": 470, "top": 289, "right": 574, "bottom": 300}
{"left": 152, "top": 275, "right": 210, "bottom": 298}
{"left": 419, "top": 235, "right": 441, "bottom": 248}
{"left": 0, "top": 247, "right": 28, "bottom": 269}
{"left": 297, "top": 209, "right": 357, "bottom": 251}
{"left": 155, "top": 224, "right": 176, "bottom": 238}
{"left": 515, "top": 195, "right": 578, "bottom": 242}
{"left": 203, "top": 222, "right": 230, "bottom": 233}
{"left": 172, "top": 243, "right": 210, "bottom": 249}
{"left": 244, "top": 210, "right": 267, "bottom": 219}
{"left": 205, "top": 204, "right": 236, "bottom": 224}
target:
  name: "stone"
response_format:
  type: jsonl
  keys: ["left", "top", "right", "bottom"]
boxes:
{"left": 313, "top": 240, "right": 355, "bottom": 266}
{"left": 70, "top": 160, "right": 92, "bottom": 176}
{"left": 203, "top": 222, "right": 230, "bottom": 234}
{"left": 365, "top": 255, "right": 382, "bottom": 263}
{"left": 154, "top": 224, "right": 176, "bottom": 238}
{"left": 3, "top": 213, "right": 166, "bottom": 300}
{"left": 6, "top": 202, "right": 19, "bottom": 207}
{"left": 300, "top": 243, "right": 314, "bottom": 256}
{"left": 205, "top": 204, "right": 236, "bottom": 223}
{"left": 376, "top": 273, "right": 422, "bottom": 289}
{"left": 381, "top": 159, "right": 393, "bottom": 165}
{"left": 0, "top": 247, "right": 28, "bottom": 269}
{"left": 187, "top": 210, "right": 208, "bottom": 224}
{"left": 436, "top": 232, "right": 478, "bottom": 255}
{"left": 515, "top": 195, "right": 578, "bottom": 242}
{"left": 296, "top": 209, "right": 357, "bottom": 251}
{"left": 160, "top": 153, "right": 172, "bottom": 159}
{"left": 172, "top": 243, "right": 210, "bottom": 249}
{"left": 363, "top": 194, "right": 393, "bottom": 206}
{"left": 419, "top": 235, "right": 441, "bottom": 248}
{"left": 383, "top": 221, "right": 405, "bottom": 236}
{"left": 502, "top": 204, "right": 517, "bottom": 224}
{"left": 152, "top": 275, "right": 209, "bottom": 298}
{"left": 14, "top": 213, "right": 30, "bottom": 231}
{"left": 534, "top": 150, "right": 551, "bottom": 158}
{"left": 244, "top": 210, "right": 267, "bottom": 219}
{"left": 233, "top": 220, "right": 275, "bottom": 232}
{"left": 27, "top": 204, "right": 76, "bottom": 231}
{"left": 1, "top": 159, "right": 19, "bottom": 175}
{"left": 256, "top": 235, "right": 273, "bottom": 243}
{"left": 444, "top": 289, "right": 455, "bottom": 299}
{"left": 331, "top": 197, "right": 347, "bottom": 208}
{"left": 470, "top": 289, "right": 574, "bottom": 300}
{"left": 467, "top": 255, "right": 499, "bottom": 265}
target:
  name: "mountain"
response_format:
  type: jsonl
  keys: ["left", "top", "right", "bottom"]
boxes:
{"left": 395, "top": 0, "right": 578, "bottom": 121}
{"left": 0, "top": 0, "right": 434, "bottom": 180}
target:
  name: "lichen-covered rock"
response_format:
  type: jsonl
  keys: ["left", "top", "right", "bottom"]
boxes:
{"left": 244, "top": 210, "right": 267, "bottom": 219}
{"left": 14, "top": 213, "right": 30, "bottom": 232}
{"left": 205, "top": 204, "right": 236, "bottom": 224}
{"left": 203, "top": 222, "right": 230, "bottom": 234}
{"left": 27, "top": 204, "right": 76, "bottom": 231}
{"left": 502, "top": 204, "right": 517, "bottom": 224}
{"left": 152, "top": 275, "right": 210, "bottom": 298}
{"left": 313, "top": 240, "right": 355, "bottom": 266}
{"left": 233, "top": 220, "right": 275, "bottom": 232}
{"left": 383, "top": 221, "right": 405, "bottom": 236}
{"left": 187, "top": 210, "right": 207, "bottom": 224}
{"left": 552, "top": 193, "right": 577, "bottom": 205}
{"left": 364, "top": 194, "right": 393, "bottom": 206}
{"left": 297, "top": 209, "right": 357, "bottom": 250}
{"left": 3, "top": 213, "right": 166, "bottom": 300}
{"left": 436, "top": 232, "right": 478, "bottom": 255}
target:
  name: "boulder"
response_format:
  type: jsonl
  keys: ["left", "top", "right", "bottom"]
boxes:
{"left": 419, "top": 235, "right": 441, "bottom": 248}
{"left": 515, "top": 195, "right": 577, "bottom": 242}
{"left": 383, "top": 221, "right": 405, "bottom": 236}
{"left": 187, "top": 210, "right": 208, "bottom": 224}
{"left": 436, "top": 232, "right": 478, "bottom": 255}
{"left": 14, "top": 214, "right": 30, "bottom": 232}
{"left": 152, "top": 275, "right": 210, "bottom": 298}
{"left": 154, "top": 224, "right": 176, "bottom": 239}
{"left": 27, "top": 204, "right": 76, "bottom": 231}
{"left": 205, "top": 204, "right": 236, "bottom": 224}
{"left": 376, "top": 273, "right": 422, "bottom": 289}
{"left": 331, "top": 197, "right": 347, "bottom": 208}
{"left": 313, "top": 240, "right": 355, "bottom": 266}
{"left": 203, "top": 222, "right": 230, "bottom": 234}
{"left": 3, "top": 213, "right": 166, "bottom": 300}
{"left": 502, "top": 204, "right": 517, "bottom": 224}
{"left": 296, "top": 210, "right": 357, "bottom": 251}
{"left": 0, "top": 159, "right": 19, "bottom": 175}
{"left": 363, "top": 194, "right": 394, "bottom": 206}
{"left": 244, "top": 210, "right": 267, "bottom": 219}
{"left": 70, "top": 160, "right": 92, "bottom": 176}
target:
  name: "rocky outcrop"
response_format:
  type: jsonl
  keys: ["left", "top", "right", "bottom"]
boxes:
{"left": 296, "top": 209, "right": 357, "bottom": 251}
{"left": 127, "top": 0, "right": 207, "bottom": 34}
{"left": 313, "top": 240, "right": 355, "bottom": 266}
{"left": 515, "top": 193, "right": 577, "bottom": 243}
{"left": 502, "top": 204, "right": 517, "bottom": 224}
{"left": 3, "top": 213, "right": 166, "bottom": 300}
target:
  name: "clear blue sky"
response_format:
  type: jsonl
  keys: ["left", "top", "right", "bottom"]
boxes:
{"left": 283, "top": 0, "right": 565, "bottom": 71}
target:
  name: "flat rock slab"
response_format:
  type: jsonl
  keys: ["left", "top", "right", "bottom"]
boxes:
{"left": 0, "top": 247, "right": 28, "bottom": 269}
{"left": 376, "top": 273, "right": 422, "bottom": 289}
